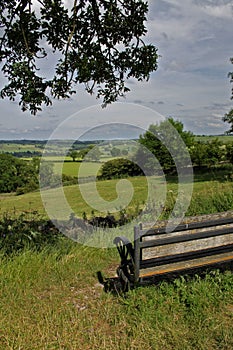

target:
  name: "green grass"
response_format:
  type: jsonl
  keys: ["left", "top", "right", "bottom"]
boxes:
{"left": 0, "top": 176, "right": 151, "bottom": 219}
{"left": 0, "top": 242, "right": 233, "bottom": 349}
{"left": 0, "top": 143, "right": 42, "bottom": 153}
{"left": 0, "top": 166, "right": 233, "bottom": 348}
{"left": 1, "top": 175, "right": 233, "bottom": 220}
{"left": 53, "top": 161, "right": 102, "bottom": 177}
{"left": 195, "top": 135, "right": 233, "bottom": 143}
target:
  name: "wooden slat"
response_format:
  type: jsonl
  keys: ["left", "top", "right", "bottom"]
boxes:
{"left": 140, "top": 226, "right": 233, "bottom": 249}
{"left": 142, "top": 233, "right": 233, "bottom": 260}
{"left": 140, "top": 244, "right": 233, "bottom": 269}
{"left": 139, "top": 251, "right": 233, "bottom": 278}
{"left": 140, "top": 216, "right": 233, "bottom": 237}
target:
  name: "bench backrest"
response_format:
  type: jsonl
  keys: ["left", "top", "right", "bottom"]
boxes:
{"left": 133, "top": 216, "right": 233, "bottom": 281}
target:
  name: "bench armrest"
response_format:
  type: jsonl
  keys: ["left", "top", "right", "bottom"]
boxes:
{"left": 113, "top": 236, "right": 135, "bottom": 264}
{"left": 113, "top": 236, "right": 132, "bottom": 247}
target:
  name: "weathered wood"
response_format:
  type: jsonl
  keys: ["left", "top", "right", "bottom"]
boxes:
{"left": 139, "top": 251, "right": 233, "bottom": 278}
{"left": 113, "top": 211, "right": 233, "bottom": 289}
{"left": 134, "top": 226, "right": 140, "bottom": 283}
{"left": 142, "top": 233, "right": 233, "bottom": 260}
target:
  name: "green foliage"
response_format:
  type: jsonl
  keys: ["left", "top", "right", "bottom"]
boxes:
{"left": 99, "top": 158, "right": 143, "bottom": 180}
{"left": 0, "top": 243, "right": 233, "bottom": 349}
{"left": 190, "top": 138, "right": 225, "bottom": 168}
{"left": 0, "top": 0, "right": 158, "bottom": 114}
{"left": 0, "top": 212, "right": 61, "bottom": 255}
{"left": 223, "top": 108, "right": 233, "bottom": 134}
{"left": 0, "top": 154, "right": 61, "bottom": 194}
{"left": 39, "top": 161, "right": 60, "bottom": 188}
{"left": 77, "top": 148, "right": 89, "bottom": 159}
{"left": 189, "top": 141, "right": 208, "bottom": 167}
{"left": 0, "top": 153, "right": 38, "bottom": 193}
{"left": 205, "top": 138, "right": 225, "bottom": 166}
{"left": 68, "top": 150, "right": 78, "bottom": 162}
{"left": 136, "top": 117, "right": 195, "bottom": 174}
{"left": 226, "top": 141, "right": 233, "bottom": 163}
{"left": 85, "top": 146, "right": 101, "bottom": 162}
{"left": 223, "top": 57, "right": 233, "bottom": 133}
{"left": 110, "top": 147, "right": 121, "bottom": 157}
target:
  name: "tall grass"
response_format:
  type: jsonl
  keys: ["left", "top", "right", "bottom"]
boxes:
{"left": 1, "top": 175, "right": 233, "bottom": 221}
{"left": 160, "top": 182, "right": 233, "bottom": 219}
{"left": 0, "top": 243, "right": 232, "bottom": 349}
{"left": 0, "top": 175, "right": 233, "bottom": 349}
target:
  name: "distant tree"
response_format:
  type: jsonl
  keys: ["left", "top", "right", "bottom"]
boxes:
{"left": 39, "top": 161, "right": 59, "bottom": 188}
{"left": 86, "top": 147, "right": 101, "bottom": 162}
{"left": 99, "top": 158, "right": 143, "bottom": 180}
{"left": 121, "top": 149, "right": 129, "bottom": 156}
{"left": 0, "top": 154, "right": 38, "bottom": 193}
{"left": 225, "top": 141, "right": 233, "bottom": 164}
{"left": 205, "top": 138, "right": 224, "bottom": 167}
{"left": 223, "top": 57, "right": 233, "bottom": 133}
{"left": 190, "top": 141, "right": 208, "bottom": 168}
{"left": 223, "top": 109, "right": 233, "bottom": 134}
{"left": 110, "top": 147, "right": 121, "bottom": 157}
{"left": 77, "top": 145, "right": 96, "bottom": 160}
{"left": 0, "top": 0, "right": 158, "bottom": 114}
{"left": 68, "top": 150, "right": 78, "bottom": 162}
{"left": 77, "top": 149, "right": 89, "bottom": 160}
{"left": 136, "top": 118, "right": 195, "bottom": 174}
{"left": 190, "top": 138, "right": 224, "bottom": 168}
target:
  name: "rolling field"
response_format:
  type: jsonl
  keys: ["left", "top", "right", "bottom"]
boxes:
{"left": 1, "top": 175, "right": 233, "bottom": 221}
{"left": 53, "top": 161, "right": 102, "bottom": 177}
{"left": 0, "top": 176, "right": 150, "bottom": 219}
{"left": 0, "top": 142, "right": 43, "bottom": 153}
{"left": 0, "top": 232, "right": 233, "bottom": 349}
{"left": 1, "top": 143, "right": 233, "bottom": 349}
{"left": 195, "top": 135, "right": 233, "bottom": 143}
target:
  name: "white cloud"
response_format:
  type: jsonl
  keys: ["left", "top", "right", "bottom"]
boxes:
{"left": 0, "top": 0, "right": 232, "bottom": 138}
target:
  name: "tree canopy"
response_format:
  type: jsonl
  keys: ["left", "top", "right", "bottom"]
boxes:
{"left": 223, "top": 57, "right": 233, "bottom": 133}
{"left": 135, "top": 118, "right": 195, "bottom": 174}
{"left": 0, "top": 0, "right": 158, "bottom": 114}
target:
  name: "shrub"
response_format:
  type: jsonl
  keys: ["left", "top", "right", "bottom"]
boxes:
{"left": 98, "top": 158, "right": 143, "bottom": 180}
{"left": 0, "top": 212, "right": 62, "bottom": 255}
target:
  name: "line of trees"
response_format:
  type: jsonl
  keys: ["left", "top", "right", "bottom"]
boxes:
{"left": 136, "top": 118, "right": 233, "bottom": 172}
{"left": 98, "top": 118, "right": 233, "bottom": 180}
{"left": 0, "top": 154, "right": 38, "bottom": 193}
{"left": 0, "top": 154, "right": 61, "bottom": 194}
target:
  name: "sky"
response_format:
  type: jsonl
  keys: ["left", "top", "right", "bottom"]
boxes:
{"left": 0, "top": 0, "right": 232, "bottom": 140}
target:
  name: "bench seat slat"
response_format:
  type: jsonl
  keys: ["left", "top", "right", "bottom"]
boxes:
{"left": 139, "top": 251, "right": 233, "bottom": 278}
{"left": 140, "top": 243, "right": 233, "bottom": 269}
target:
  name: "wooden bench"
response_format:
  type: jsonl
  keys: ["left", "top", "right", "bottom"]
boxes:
{"left": 112, "top": 212, "right": 233, "bottom": 292}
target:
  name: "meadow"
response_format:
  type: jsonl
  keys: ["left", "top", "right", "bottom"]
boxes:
{"left": 195, "top": 135, "right": 233, "bottom": 143}
{"left": 0, "top": 239, "right": 233, "bottom": 349}
{"left": 1, "top": 140, "right": 233, "bottom": 349}
{"left": 53, "top": 160, "right": 102, "bottom": 177}
{"left": 1, "top": 173, "right": 233, "bottom": 221}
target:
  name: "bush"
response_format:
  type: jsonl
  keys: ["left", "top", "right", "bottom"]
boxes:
{"left": 98, "top": 158, "right": 143, "bottom": 180}
{"left": 0, "top": 153, "right": 38, "bottom": 193}
{"left": 0, "top": 212, "right": 62, "bottom": 255}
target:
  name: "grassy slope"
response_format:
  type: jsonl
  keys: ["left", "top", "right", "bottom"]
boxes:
{"left": 1, "top": 175, "right": 233, "bottom": 219}
{"left": 195, "top": 135, "right": 233, "bottom": 143}
{"left": 0, "top": 173, "right": 233, "bottom": 349}
{"left": 0, "top": 176, "right": 151, "bottom": 218}
{"left": 54, "top": 161, "right": 102, "bottom": 177}
{"left": 0, "top": 242, "right": 233, "bottom": 350}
